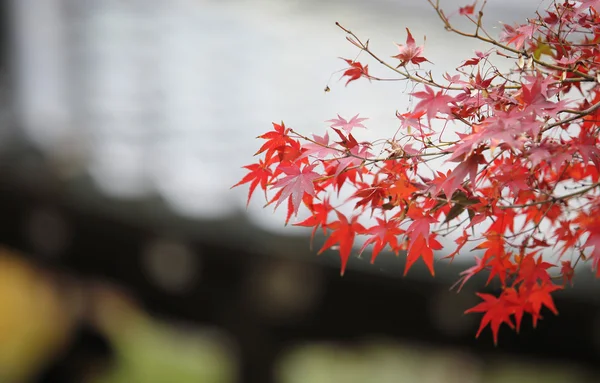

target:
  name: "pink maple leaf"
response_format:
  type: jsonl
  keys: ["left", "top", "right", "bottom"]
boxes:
{"left": 500, "top": 23, "right": 538, "bottom": 50}
{"left": 555, "top": 55, "right": 580, "bottom": 66}
{"left": 443, "top": 72, "right": 470, "bottom": 86}
{"left": 526, "top": 145, "right": 551, "bottom": 168}
{"left": 493, "top": 158, "right": 530, "bottom": 194}
{"left": 396, "top": 109, "right": 431, "bottom": 139}
{"left": 360, "top": 217, "right": 405, "bottom": 263}
{"left": 439, "top": 152, "right": 487, "bottom": 198}
{"left": 582, "top": 234, "right": 600, "bottom": 276}
{"left": 411, "top": 85, "right": 455, "bottom": 122}
{"left": 326, "top": 114, "right": 368, "bottom": 133}
{"left": 406, "top": 211, "right": 437, "bottom": 242}
{"left": 332, "top": 144, "right": 373, "bottom": 177}
{"left": 272, "top": 164, "right": 320, "bottom": 216}
{"left": 447, "top": 109, "right": 530, "bottom": 162}
{"left": 392, "top": 28, "right": 429, "bottom": 66}
{"left": 518, "top": 74, "right": 569, "bottom": 117}
{"left": 579, "top": 0, "right": 600, "bottom": 12}
{"left": 452, "top": 256, "right": 486, "bottom": 292}
{"left": 298, "top": 132, "right": 339, "bottom": 160}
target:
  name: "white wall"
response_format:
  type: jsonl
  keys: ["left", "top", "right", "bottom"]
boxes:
{"left": 10, "top": 0, "right": 545, "bottom": 231}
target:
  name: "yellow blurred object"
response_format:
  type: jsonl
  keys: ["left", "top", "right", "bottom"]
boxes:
{"left": 0, "top": 248, "right": 74, "bottom": 383}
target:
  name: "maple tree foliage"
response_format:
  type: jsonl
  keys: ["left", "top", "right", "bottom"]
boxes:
{"left": 234, "top": 0, "right": 600, "bottom": 344}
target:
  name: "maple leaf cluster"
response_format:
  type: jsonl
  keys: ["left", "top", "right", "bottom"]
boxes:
{"left": 234, "top": 0, "right": 600, "bottom": 344}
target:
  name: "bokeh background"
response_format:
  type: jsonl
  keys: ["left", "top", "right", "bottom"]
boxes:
{"left": 0, "top": 0, "right": 600, "bottom": 382}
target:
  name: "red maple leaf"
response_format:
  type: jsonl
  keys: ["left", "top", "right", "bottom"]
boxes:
{"left": 554, "top": 220, "right": 580, "bottom": 256}
{"left": 475, "top": 234, "right": 505, "bottom": 258}
{"left": 255, "top": 122, "right": 295, "bottom": 162}
{"left": 271, "top": 164, "right": 320, "bottom": 216}
{"left": 488, "top": 207, "right": 516, "bottom": 235}
{"left": 576, "top": 129, "right": 600, "bottom": 171}
{"left": 392, "top": 28, "right": 429, "bottom": 66}
{"left": 459, "top": 3, "right": 476, "bottom": 15}
{"left": 495, "top": 160, "right": 530, "bottom": 194}
{"left": 351, "top": 182, "right": 387, "bottom": 210}
{"left": 277, "top": 138, "right": 307, "bottom": 164}
{"left": 294, "top": 197, "right": 333, "bottom": 244}
{"left": 331, "top": 127, "right": 359, "bottom": 150}
{"left": 486, "top": 252, "right": 515, "bottom": 286}
{"left": 232, "top": 158, "right": 273, "bottom": 206}
{"left": 574, "top": 210, "right": 600, "bottom": 276}
{"left": 561, "top": 260, "right": 574, "bottom": 286}
{"left": 360, "top": 217, "right": 405, "bottom": 263}
{"left": 320, "top": 160, "right": 365, "bottom": 194}
{"left": 515, "top": 253, "right": 555, "bottom": 289}
{"left": 525, "top": 282, "right": 562, "bottom": 327}
{"left": 458, "top": 51, "right": 490, "bottom": 68}
{"left": 444, "top": 230, "right": 470, "bottom": 261}
{"left": 466, "top": 293, "right": 515, "bottom": 345}
{"left": 405, "top": 234, "right": 442, "bottom": 276}
{"left": 318, "top": 211, "right": 366, "bottom": 275}
{"left": 438, "top": 151, "right": 486, "bottom": 199}
{"left": 474, "top": 235, "right": 517, "bottom": 286}
{"left": 387, "top": 177, "right": 420, "bottom": 206}
{"left": 340, "top": 59, "right": 370, "bottom": 86}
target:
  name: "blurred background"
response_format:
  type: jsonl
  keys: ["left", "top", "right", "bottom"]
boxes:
{"left": 0, "top": 0, "right": 600, "bottom": 382}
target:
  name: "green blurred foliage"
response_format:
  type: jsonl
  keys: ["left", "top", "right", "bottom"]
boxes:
{"left": 88, "top": 292, "right": 237, "bottom": 383}
{"left": 276, "top": 339, "right": 591, "bottom": 383}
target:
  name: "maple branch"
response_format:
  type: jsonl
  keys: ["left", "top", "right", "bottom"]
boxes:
{"left": 335, "top": 22, "right": 464, "bottom": 91}
{"left": 289, "top": 128, "right": 451, "bottom": 163}
{"left": 428, "top": 0, "right": 596, "bottom": 82}
{"left": 572, "top": 247, "right": 587, "bottom": 269}
{"left": 499, "top": 181, "right": 600, "bottom": 209}
{"left": 474, "top": 150, "right": 504, "bottom": 189}
{"left": 435, "top": 216, "right": 470, "bottom": 237}
{"left": 313, "top": 164, "right": 363, "bottom": 182}
{"left": 237, "top": 0, "right": 600, "bottom": 343}
{"left": 365, "top": 77, "right": 410, "bottom": 82}
{"left": 511, "top": 167, "right": 573, "bottom": 253}
{"left": 289, "top": 129, "right": 346, "bottom": 154}
{"left": 543, "top": 99, "right": 600, "bottom": 132}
